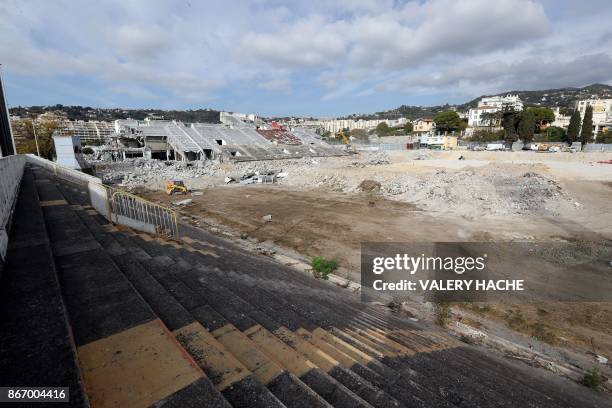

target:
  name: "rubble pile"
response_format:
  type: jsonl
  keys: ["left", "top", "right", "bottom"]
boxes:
{"left": 346, "top": 152, "right": 390, "bottom": 167}
{"left": 311, "top": 174, "right": 351, "bottom": 191}
{"left": 358, "top": 179, "right": 382, "bottom": 193}
{"left": 97, "top": 158, "right": 222, "bottom": 189}
{"left": 381, "top": 165, "right": 573, "bottom": 216}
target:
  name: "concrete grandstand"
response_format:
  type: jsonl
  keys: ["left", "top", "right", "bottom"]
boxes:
{"left": 108, "top": 118, "right": 345, "bottom": 162}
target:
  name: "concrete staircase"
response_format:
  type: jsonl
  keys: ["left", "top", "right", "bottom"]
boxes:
{"left": 1, "top": 164, "right": 610, "bottom": 408}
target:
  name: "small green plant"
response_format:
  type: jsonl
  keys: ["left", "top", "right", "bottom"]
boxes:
{"left": 459, "top": 335, "right": 475, "bottom": 345}
{"left": 434, "top": 301, "right": 451, "bottom": 327}
{"left": 81, "top": 147, "right": 94, "bottom": 154}
{"left": 581, "top": 367, "right": 606, "bottom": 390}
{"left": 311, "top": 256, "right": 338, "bottom": 280}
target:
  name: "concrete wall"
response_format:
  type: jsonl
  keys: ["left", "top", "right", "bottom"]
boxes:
{"left": 583, "top": 143, "right": 612, "bottom": 152}
{"left": 0, "top": 155, "right": 25, "bottom": 261}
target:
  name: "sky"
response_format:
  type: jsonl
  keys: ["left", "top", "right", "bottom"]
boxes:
{"left": 1, "top": 0, "right": 612, "bottom": 117}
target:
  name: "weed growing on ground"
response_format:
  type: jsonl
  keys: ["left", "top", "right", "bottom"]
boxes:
{"left": 581, "top": 367, "right": 606, "bottom": 390}
{"left": 435, "top": 301, "right": 451, "bottom": 327}
{"left": 459, "top": 335, "right": 475, "bottom": 345}
{"left": 311, "top": 256, "right": 338, "bottom": 280}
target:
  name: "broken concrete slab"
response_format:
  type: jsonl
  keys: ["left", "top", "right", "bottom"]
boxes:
{"left": 173, "top": 198, "right": 193, "bottom": 206}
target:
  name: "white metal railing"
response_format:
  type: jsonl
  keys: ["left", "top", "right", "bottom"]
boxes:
{"left": 23, "top": 154, "right": 180, "bottom": 240}
{"left": 109, "top": 190, "right": 179, "bottom": 238}
{"left": 0, "top": 155, "right": 26, "bottom": 260}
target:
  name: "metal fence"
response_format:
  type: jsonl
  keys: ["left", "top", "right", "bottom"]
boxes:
{"left": 109, "top": 190, "right": 179, "bottom": 239}
{"left": 24, "top": 154, "right": 180, "bottom": 240}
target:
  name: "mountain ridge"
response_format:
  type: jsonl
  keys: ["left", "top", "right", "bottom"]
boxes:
{"left": 346, "top": 83, "right": 612, "bottom": 120}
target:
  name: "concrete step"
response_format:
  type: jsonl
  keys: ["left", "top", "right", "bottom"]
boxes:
{"left": 58, "top": 187, "right": 288, "bottom": 408}
{"left": 0, "top": 167, "right": 88, "bottom": 407}
{"left": 107, "top": 231, "right": 448, "bottom": 406}
{"left": 34, "top": 175, "right": 229, "bottom": 408}
{"left": 67, "top": 203, "right": 328, "bottom": 408}
{"left": 173, "top": 244, "right": 579, "bottom": 408}
{"left": 133, "top": 249, "right": 367, "bottom": 408}
{"left": 122, "top": 233, "right": 440, "bottom": 405}
{"left": 70, "top": 212, "right": 382, "bottom": 406}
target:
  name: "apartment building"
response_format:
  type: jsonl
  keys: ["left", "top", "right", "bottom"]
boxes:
{"left": 412, "top": 118, "right": 435, "bottom": 133}
{"left": 576, "top": 98, "right": 612, "bottom": 134}
{"left": 321, "top": 118, "right": 407, "bottom": 134}
{"left": 468, "top": 95, "right": 524, "bottom": 127}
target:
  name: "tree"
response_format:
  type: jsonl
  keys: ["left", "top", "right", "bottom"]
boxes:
{"left": 544, "top": 126, "right": 566, "bottom": 142}
{"left": 525, "top": 107, "right": 555, "bottom": 130}
{"left": 15, "top": 119, "right": 58, "bottom": 159}
{"left": 350, "top": 128, "right": 369, "bottom": 142}
{"left": 518, "top": 109, "right": 535, "bottom": 143}
{"left": 375, "top": 122, "right": 392, "bottom": 136}
{"left": 470, "top": 129, "right": 505, "bottom": 142}
{"left": 595, "top": 131, "right": 612, "bottom": 144}
{"left": 580, "top": 105, "right": 593, "bottom": 149}
{"left": 566, "top": 109, "right": 581, "bottom": 145}
{"left": 433, "top": 111, "right": 461, "bottom": 133}
{"left": 501, "top": 107, "right": 519, "bottom": 148}
{"left": 480, "top": 111, "right": 502, "bottom": 128}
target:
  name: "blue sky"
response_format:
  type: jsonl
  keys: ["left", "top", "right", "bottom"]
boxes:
{"left": 1, "top": 0, "right": 612, "bottom": 117}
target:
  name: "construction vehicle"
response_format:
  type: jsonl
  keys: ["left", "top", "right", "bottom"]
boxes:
{"left": 165, "top": 180, "right": 188, "bottom": 195}
{"left": 335, "top": 130, "right": 351, "bottom": 145}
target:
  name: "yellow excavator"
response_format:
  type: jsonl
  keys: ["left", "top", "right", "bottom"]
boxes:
{"left": 165, "top": 180, "right": 188, "bottom": 195}
{"left": 335, "top": 130, "right": 350, "bottom": 145}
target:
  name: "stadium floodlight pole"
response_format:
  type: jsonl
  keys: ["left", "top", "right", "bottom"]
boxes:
{"left": 32, "top": 119, "right": 41, "bottom": 156}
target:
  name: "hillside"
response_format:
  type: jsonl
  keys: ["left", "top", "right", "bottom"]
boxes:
{"left": 9, "top": 105, "right": 221, "bottom": 123}
{"left": 460, "top": 83, "right": 612, "bottom": 110}
{"left": 348, "top": 83, "right": 612, "bottom": 120}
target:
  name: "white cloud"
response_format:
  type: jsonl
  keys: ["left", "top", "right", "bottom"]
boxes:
{"left": 0, "top": 0, "right": 611, "bottom": 111}
{"left": 256, "top": 78, "right": 292, "bottom": 94}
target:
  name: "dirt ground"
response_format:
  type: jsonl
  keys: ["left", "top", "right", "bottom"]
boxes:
{"left": 133, "top": 150, "right": 612, "bottom": 364}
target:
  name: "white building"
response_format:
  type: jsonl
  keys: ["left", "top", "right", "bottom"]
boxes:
{"left": 551, "top": 107, "right": 571, "bottom": 129}
{"left": 576, "top": 99, "right": 612, "bottom": 134}
{"left": 320, "top": 118, "right": 407, "bottom": 134}
{"left": 468, "top": 95, "right": 524, "bottom": 127}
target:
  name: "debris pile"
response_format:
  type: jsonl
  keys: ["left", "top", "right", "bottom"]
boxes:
{"left": 347, "top": 152, "right": 390, "bottom": 167}
{"left": 358, "top": 179, "right": 382, "bottom": 193}
{"left": 97, "top": 158, "right": 222, "bottom": 189}
{"left": 381, "top": 164, "right": 573, "bottom": 216}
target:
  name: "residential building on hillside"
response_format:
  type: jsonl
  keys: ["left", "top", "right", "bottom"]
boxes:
{"left": 551, "top": 107, "right": 571, "bottom": 129}
{"left": 479, "top": 95, "right": 524, "bottom": 111}
{"left": 320, "top": 118, "right": 407, "bottom": 134}
{"left": 468, "top": 95, "right": 524, "bottom": 127}
{"left": 413, "top": 118, "right": 434, "bottom": 133}
{"left": 576, "top": 98, "right": 612, "bottom": 134}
